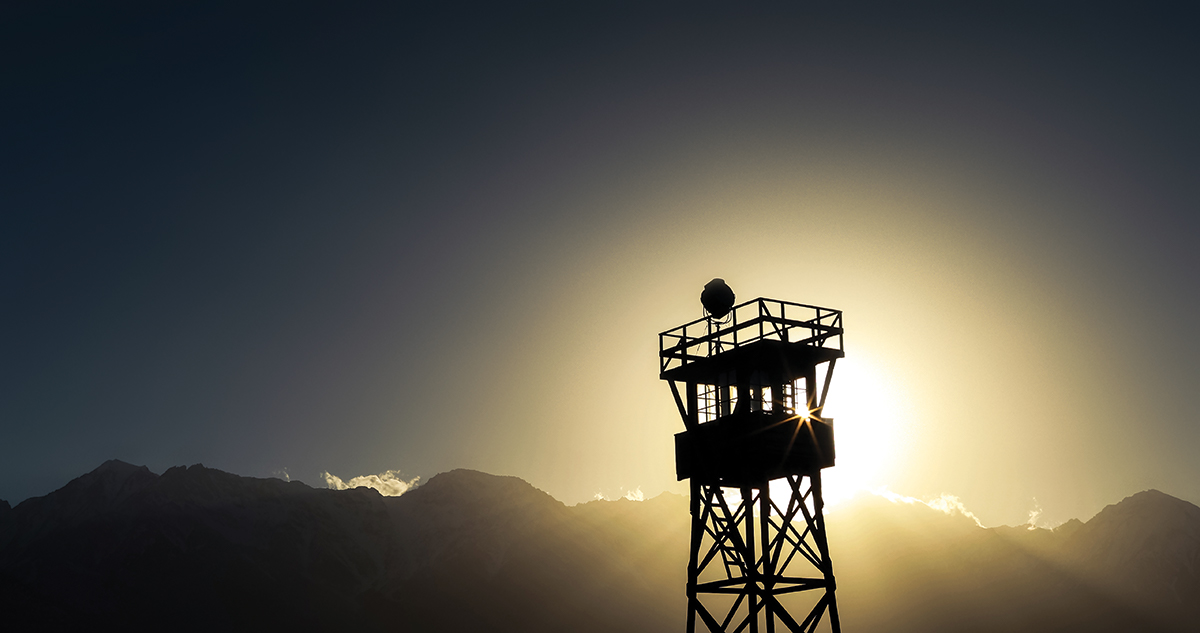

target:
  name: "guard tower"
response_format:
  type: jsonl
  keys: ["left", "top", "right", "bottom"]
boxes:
{"left": 659, "top": 279, "right": 844, "bottom": 633}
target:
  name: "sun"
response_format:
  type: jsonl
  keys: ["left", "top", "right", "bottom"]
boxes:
{"left": 813, "top": 354, "right": 909, "bottom": 506}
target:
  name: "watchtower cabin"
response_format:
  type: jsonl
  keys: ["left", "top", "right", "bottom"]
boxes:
{"left": 660, "top": 280, "right": 844, "bottom": 633}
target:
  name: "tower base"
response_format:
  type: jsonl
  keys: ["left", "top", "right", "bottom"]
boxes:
{"left": 686, "top": 471, "right": 840, "bottom": 633}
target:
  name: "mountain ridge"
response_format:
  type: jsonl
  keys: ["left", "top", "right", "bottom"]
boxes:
{"left": 2, "top": 462, "right": 1196, "bottom": 632}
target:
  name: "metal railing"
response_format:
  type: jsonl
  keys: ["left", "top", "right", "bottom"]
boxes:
{"left": 659, "top": 298, "right": 843, "bottom": 375}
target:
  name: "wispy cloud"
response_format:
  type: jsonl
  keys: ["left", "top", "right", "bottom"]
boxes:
{"left": 1026, "top": 498, "right": 1042, "bottom": 530}
{"left": 872, "top": 487, "right": 985, "bottom": 528}
{"left": 591, "top": 487, "right": 646, "bottom": 502}
{"left": 322, "top": 470, "right": 419, "bottom": 496}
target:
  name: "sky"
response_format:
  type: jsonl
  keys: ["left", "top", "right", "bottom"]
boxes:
{"left": 3, "top": 2, "right": 1197, "bottom": 528}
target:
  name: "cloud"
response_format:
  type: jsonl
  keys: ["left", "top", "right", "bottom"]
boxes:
{"left": 1026, "top": 498, "right": 1043, "bottom": 530}
{"left": 872, "top": 487, "right": 985, "bottom": 528}
{"left": 322, "top": 470, "right": 419, "bottom": 496}
{"left": 590, "top": 487, "right": 646, "bottom": 502}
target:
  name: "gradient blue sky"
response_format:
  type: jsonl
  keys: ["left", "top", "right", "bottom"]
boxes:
{"left": 3, "top": 2, "right": 1197, "bottom": 527}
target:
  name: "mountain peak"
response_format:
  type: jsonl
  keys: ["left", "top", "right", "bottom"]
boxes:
{"left": 414, "top": 468, "right": 561, "bottom": 508}
{"left": 1088, "top": 488, "right": 1200, "bottom": 524}
{"left": 92, "top": 458, "right": 142, "bottom": 473}
{"left": 1053, "top": 517, "right": 1084, "bottom": 537}
{"left": 1122, "top": 488, "right": 1176, "bottom": 505}
{"left": 54, "top": 460, "right": 159, "bottom": 508}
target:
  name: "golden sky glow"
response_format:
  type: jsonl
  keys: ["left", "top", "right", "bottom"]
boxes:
{"left": 428, "top": 149, "right": 1185, "bottom": 527}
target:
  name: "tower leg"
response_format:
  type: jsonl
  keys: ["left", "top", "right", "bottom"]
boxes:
{"left": 686, "top": 475, "right": 840, "bottom": 632}
{"left": 743, "top": 486, "right": 758, "bottom": 633}
{"left": 760, "top": 488, "right": 775, "bottom": 633}
{"left": 687, "top": 479, "right": 699, "bottom": 633}
{"left": 810, "top": 472, "right": 840, "bottom": 633}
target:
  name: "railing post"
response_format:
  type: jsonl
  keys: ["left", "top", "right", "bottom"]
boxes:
{"left": 733, "top": 307, "right": 739, "bottom": 347}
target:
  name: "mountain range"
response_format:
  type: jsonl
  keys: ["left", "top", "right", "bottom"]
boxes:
{"left": 1, "top": 461, "right": 1196, "bottom": 632}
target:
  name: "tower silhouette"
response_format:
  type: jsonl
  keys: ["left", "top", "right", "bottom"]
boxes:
{"left": 660, "top": 280, "right": 844, "bottom": 633}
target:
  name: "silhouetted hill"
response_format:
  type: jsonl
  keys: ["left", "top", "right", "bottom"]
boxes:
{"left": 0, "top": 463, "right": 684, "bottom": 632}
{"left": 0, "top": 461, "right": 395, "bottom": 631}
{"left": 1062, "top": 489, "right": 1200, "bottom": 627}
{"left": 826, "top": 491, "right": 1198, "bottom": 633}
{"left": 1, "top": 463, "right": 1196, "bottom": 632}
